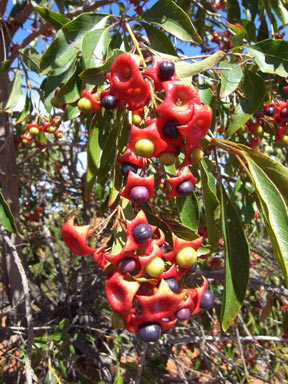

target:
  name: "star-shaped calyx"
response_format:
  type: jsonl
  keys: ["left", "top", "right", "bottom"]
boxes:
{"left": 179, "top": 140, "right": 202, "bottom": 168}
{"left": 164, "top": 234, "right": 203, "bottom": 264}
{"left": 148, "top": 117, "right": 183, "bottom": 147}
{"left": 117, "top": 148, "right": 144, "bottom": 168}
{"left": 178, "top": 277, "right": 208, "bottom": 315}
{"left": 144, "top": 56, "right": 178, "bottom": 91}
{"left": 166, "top": 167, "right": 197, "bottom": 198}
{"left": 120, "top": 172, "right": 154, "bottom": 203}
{"left": 178, "top": 103, "right": 213, "bottom": 141}
{"left": 82, "top": 88, "right": 101, "bottom": 112}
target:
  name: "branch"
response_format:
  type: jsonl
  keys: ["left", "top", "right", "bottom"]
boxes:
{"left": 168, "top": 335, "right": 288, "bottom": 345}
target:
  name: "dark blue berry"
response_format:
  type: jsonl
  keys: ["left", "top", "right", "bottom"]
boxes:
{"left": 177, "top": 180, "right": 194, "bottom": 196}
{"left": 136, "top": 323, "right": 161, "bottom": 342}
{"left": 102, "top": 95, "right": 117, "bottom": 109}
{"left": 165, "top": 278, "right": 178, "bottom": 293}
{"left": 163, "top": 120, "right": 180, "bottom": 139}
{"left": 132, "top": 224, "right": 152, "bottom": 242}
{"left": 264, "top": 106, "right": 276, "bottom": 117}
{"left": 121, "top": 162, "right": 138, "bottom": 177}
{"left": 176, "top": 308, "right": 190, "bottom": 320}
{"left": 118, "top": 257, "right": 137, "bottom": 273}
{"left": 158, "top": 61, "right": 175, "bottom": 81}
{"left": 130, "top": 186, "right": 149, "bottom": 204}
{"left": 200, "top": 290, "right": 215, "bottom": 310}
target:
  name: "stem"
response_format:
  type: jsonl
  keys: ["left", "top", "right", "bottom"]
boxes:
{"left": 135, "top": 343, "right": 148, "bottom": 384}
{"left": 125, "top": 21, "right": 147, "bottom": 68}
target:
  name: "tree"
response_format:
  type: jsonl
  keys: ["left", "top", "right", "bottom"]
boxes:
{"left": 1, "top": 0, "right": 288, "bottom": 382}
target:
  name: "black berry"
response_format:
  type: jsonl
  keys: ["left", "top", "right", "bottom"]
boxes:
{"left": 121, "top": 162, "right": 138, "bottom": 177}
{"left": 102, "top": 95, "right": 117, "bottom": 109}
{"left": 163, "top": 120, "right": 180, "bottom": 139}
{"left": 136, "top": 323, "right": 161, "bottom": 342}
{"left": 280, "top": 107, "right": 288, "bottom": 119}
{"left": 165, "top": 278, "right": 178, "bottom": 293}
{"left": 177, "top": 180, "right": 194, "bottom": 196}
{"left": 130, "top": 186, "right": 149, "bottom": 204}
{"left": 118, "top": 257, "right": 137, "bottom": 273}
{"left": 132, "top": 224, "right": 152, "bottom": 242}
{"left": 176, "top": 308, "right": 190, "bottom": 320}
{"left": 264, "top": 106, "right": 276, "bottom": 117}
{"left": 200, "top": 290, "right": 215, "bottom": 310}
{"left": 158, "top": 61, "right": 175, "bottom": 81}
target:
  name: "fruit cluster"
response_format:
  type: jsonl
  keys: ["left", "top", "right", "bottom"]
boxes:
{"left": 263, "top": 99, "right": 288, "bottom": 145}
{"left": 62, "top": 52, "right": 215, "bottom": 342}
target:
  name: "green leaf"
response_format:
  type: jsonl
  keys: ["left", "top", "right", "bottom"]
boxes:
{"left": 62, "top": 104, "right": 79, "bottom": 121}
{"left": 82, "top": 28, "right": 111, "bottom": 69}
{"left": 200, "top": 159, "right": 221, "bottom": 252}
{"left": 219, "top": 60, "right": 243, "bottom": 98}
{"left": 168, "top": 221, "right": 199, "bottom": 241}
{"left": 227, "top": 0, "right": 241, "bottom": 22}
{"left": 56, "top": 67, "right": 81, "bottom": 105}
{"left": 220, "top": 184, "right": 250, "bottom": 331}
{"left": 16, "top": 93, "right": 32, "bottom": 124}
{"left": 79, "top": 49, "right": 123, "bottom": 85}
{"left": 270, "top": 0, "right": 288, "bottom": 25}
{"left": 242, "top": 0, "right": 259, "bottom": 20}
{"left": 0, "top": 189, "right": 18, "bottom": 233}
{"left": 141, "top": 22, "right": 178, "bottom": 56}
{"left": 247, "top": 39, "right": 288, "bottom": 77}
{"left": 97, "top": 123, "right": 118, "bottom": 182}
{"left": 142, "top": 0, "right": 202, "bottom": 43}
{"left": 21, "top": 47, "right": 41, "bottom": 73}
{"left": 175, "top": 51, "right": 225, "bottom": 80}
{"left": 176, "top": 193, "right": 199, "bottom": 232}
{"left": 227, "top": 70, "right": 265, "bottom": 136}
{"left": 227, "top": 22, "right": 246, "bottom": 48}
{"left": 34, "top": 6, "right": 69, "bottom": 30}
{"left": 2, "top": 70, "right": 22, "bottom": 113}
{"left": 246, "top": 158, "right": 288, "bottom": 285}
{"left": 0, "top": 60, "right": 10, "bottom": 79}
{"left": 40, "top": 13, "right": 109, "bottom": 74}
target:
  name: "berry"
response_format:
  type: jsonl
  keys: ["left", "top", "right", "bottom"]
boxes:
{"left": 189, "top": 263, "right": 198, "bottom": 273}
{"left": 163, "top": 120, "right": 180, "bottom": 139}
{"left": 78, "top": 97, "right": 94, "bottom": 113}
{"left": 200, "top": 290, "right": 215, "bottom": 310}
{"left": 176, "top": 246, "right": 197, "bottom": 268}
{"left": 121, "top": 162, "right": 138, "bottom": 177}
{"left": 176, "top": 308, "right": 191, "bottom": 320}
{"left": 188, "top": 148, "right": 203, "bottom": 163}
{"left": 132, "top": 224, "right": 152, "bottom": 242}
{"left": 130, "top": 186, "right": 150, "bottom": 204}
{"left": 264, "top": 106, "right": 276, "bottom": 117}
{"left": 158, "top": 61, "right": 175, "bottom": 81}
{"left": 136, "top": 323, "right": 161, "bottom": 342}
{"left": 29, "top": 127, "right": 39, "bottom": 135}
{"left": 145, "top": 257, "right": 165, "bottom": 277}
{"left": 165, "top": 278, "right": 178, "bottom": 292}
{"left": 46, "top": 125, "right": 56, "bottom": 133}
{"left": 280, "top": 135, "right": 288, "bottom": 145}
{"left": 253, "top": 125, "right": 263, "bottom": 136}
{"left": 112, "top": 312, "right": 125, "bottom": 329}
{"left": 118, "top": 257, "right": 137, "bottom": 273}
{"left": 177, "top": 180, "right": 194, "bottom": 196}
{"left": 159, "top": 152, "right": 177, "bottom": 166}
{"left": 102, "top": 95, "right": 117, "bottom": 109}
{"left": 280, "top": 107, "right": 288, "bottom": 119}
{"left": 132, "top": 114, "right": 142, "bottom": 125}
{"left": 134, "top": 139, "right": 155, "bottom": 157}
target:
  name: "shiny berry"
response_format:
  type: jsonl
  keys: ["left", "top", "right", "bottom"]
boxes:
{"left": 176, "top": 308, "right": 191, "bottom": 320}
{"left": 132, "top": 114, "right": 142, "bottom": 125}
{"left": 118, "top": 257, "right": 137, "bottom": 273}
{"left": 158, "top": 61, "right": 175, "bottom": 81}
{"left": 189, "top": 263, "right": 198, "bottom": 273}
{"left": 280, "top": 107, "right": 288, "bottom": 118}
{"left": 121, "top": 162, "right": 138, "bottom": 177}
{"left": 163, "top": 120, "right": 180, "bottom": 139}
{"left": 112, "top": 312, "right": 125, "bottom": 329}
{"left": 253, "top": 125, "right": 263, "bottom": 136}
{"left": 137, "top": 323, "right": 161, "bottom": 342}
{"left": 280, "top": 135, "right": 288, "bottom": 145}
{"left": 200, "top": 290, "right": 215, "bottom": 310}
{"left": 145, "top": 257, "right": 165, "bottom": 277}
{"left": 159, "top": 152, "right": 177, "bottom": 166}
{"left": 102, "top": 95, "right": 117, "bottom": 109}
{"left": 176, "top": 246, "right": 197, "bottom": 268}
{"left": 188, "top": 148, "right": 203, "bottom": 163}
{"left": 177, "top": 180, "right": 194, "bottom": 196}
{"left": 78, "top": 98, "right": 94, "bottom": 113}
{"left": 165, "top": 278, "right": 178, "bottom": 293}
{"left": 46, "top": 125, "right": 56, "bottom": 133}
{"left": 264, "top": 106, "right": 276, "bottom": 117}
{"left": 132, "top": 224, "right": 152, "bottom": 242}
{"left": 134, "top": 139, "right": 155, "bottom": 157}
{"left": 29, "top": 127, "right": 39, "bottom": 136}
{"left": 130, "top": 186, "right": 150, "bottom": 204}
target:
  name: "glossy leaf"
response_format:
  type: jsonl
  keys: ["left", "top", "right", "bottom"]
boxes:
{"left": 176, "top": 193, "right": 199, "bottom": 232}
{"left": 220, "top": 184, "right": 250, "bottom": 331}
{"left": 175, "top": 51, "right": 225, "bottom": 80}
{"left": 246, "top": 158, "right": 288, "bottom": 285}
{"left": 56, "top": 67, "right": 81, "bottom": 105}
{"left": 219, "top": 60, "right": 243, "bottom": 98}
{"left": 3, "top": 70, "right": 22, "bottom": 113}
{"left": 200, "top": 159, "right": 221, "bottom": 252}
{"left": 82, "top": 28, "right": 111, "bottom": 69}
{"left": 0, "top": 60, "right": 10, "bottom": 79}
{"left": 0, "top": 189, "right": 18, "bottom": 233}
{"left": 247, "top": 39, "right": 288, "bottom": 78}
{"left": 40, "top": 13, "right": 109, "bottom": 74}
{"left": 227, "top": 70, "right": 265, "bottom": 136}
{"left": 141, "top": 22, "right": 178, "bottom": 56}
{"left": 85, "top": 116, "right": 101, "bottom": 200}
{"left": 142, "top": 0, "right": 202, "bottom": 43}
{"left": 21, "top": 47, "right": 41, "bottom": 73}
{"left": 34, "top": 6, "right": 69, "bottom": 29}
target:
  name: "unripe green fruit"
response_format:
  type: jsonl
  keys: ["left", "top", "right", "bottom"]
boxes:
{"left": 112, "top": 312, "right": 125, "bottom": 329}
{"left": 29, "top": 127, "right": 39, "bottom": 135}
{"left": 188, "top": 148, "right": 203, "bottom": 163}
{"left": 46, "top": 126, "right": 56, "bottom": 133}
{"left": 253, "top": 125, "right": 263, "bottom": 136}
{"left": 238, "top": 125, "right": 248, "bottom": 134}
{"left": 159, "top": 152, "right": 177, "bottom": 166}
{"left": 56, "top": 132, "right": 63, "bottom": 139}
{"left": 78, "top": 98, "right": 94, "bottom": 113}
{"left": 134, "top": 139, "right": 154, "bottom": 157}
{"left": 22, "top": 139, "right": 29, "bottom": 145}
{"left": 132, "top": 114, "right": 142, "bottom": 125}
{"left": 176, "top": 247, "right": 197, "bottom": 268}
{"left": 145, "top": 257, "right": 165, "bottom": 277}
{"left": 280, "top": 135, "right": 288, "bottom": 145}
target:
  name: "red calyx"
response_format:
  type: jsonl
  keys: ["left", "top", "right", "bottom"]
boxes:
{"left": 61, "top": 216, "right": 97, "bottom": 256}
{"left": 180, "top": 140, "right": 202, "bottom": 167}
{"left": 164, "top": 234, "right": 203, "bottom": 264}
{"left": 144, "top": 56, "right": 178, "bottom": 91}
{"left": 166, "top": 167, "right": 197, "bottom": 198}
{"left": 125, "top": 79, "right": 151, "bottom": 110}
{"left": 110, "top": 53, "right": 143, "bottom": 92}
{"left": 82, "top": 88, "right": 101, "bottom": 113}
{"left": 117, "top": 148, "right": 144, "bottom": 168}
{"left": 178, "top": 103, "right": 213, "bottom": 141}
{"left": 120, "top": 172, "right": 155, "bottom": 202}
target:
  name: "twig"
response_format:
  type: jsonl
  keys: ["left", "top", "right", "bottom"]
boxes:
{"left": 135, "top": 343, "right": 148, "bottom": 384}
{"left": 168, "top": 335, "right": 288, "bottom": 345}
